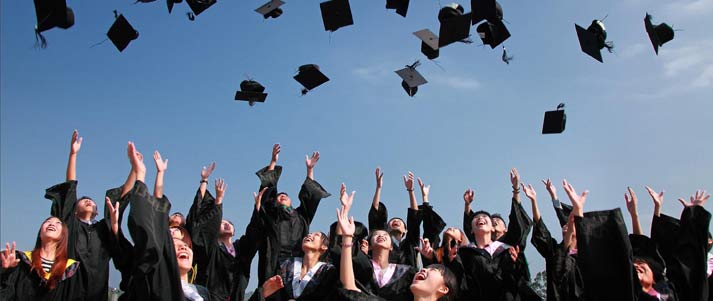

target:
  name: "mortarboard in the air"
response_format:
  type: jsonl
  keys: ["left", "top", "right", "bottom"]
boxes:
{"left": 33, "top": 0, "right": 75, "bottom": 47}
{"left": 186, "top": 0, "right": 216, "bottom": 16}
{"left": 107, "top": 13, "right": 139, "bottom": 52}
{"left": 542, "top": 103, "right": 566, "bottom": 134}
{"left": 438, "top": 10, "right": 472, "bottom": 48}
{"left": 437, "top": 3, "right": 464, "bottom": 23}
{"left": 256, "top": 0, "right": 285, "bottom": 19}
{"left": 644, "top": 13, "right": 674, "bottom": 55}
{"left": 294, "top": 64, "right": 330, "bottom": 95}
{"left": 470, "top": 0, "right": 502, "bottom": 25}
{"left": 386, "top": 0, "right": 409, "bottom": 18}
{"left": 167, "top": 0, "right": 183, "bottom": 14}
{"left": 414, "top": 29, "right": 440, "bottom": 60}
{"left": 476, "top": 19, "right": 510, "bottom": 49}
{"left": 395, "top": 61, "right": 427, "bottom": 97}
{"left": 575, "top": 20, "right": 614, "bottom": 63}
{"left": 235, "top": 80, "right": 268, "bottom": 106}
{"left": 320, "top": 0, "right": 354, "bottom": 32}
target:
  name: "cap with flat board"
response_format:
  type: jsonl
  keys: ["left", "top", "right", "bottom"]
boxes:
{"left": 186, "top": 0, "right": 216, "bottom": 16}
{"left": 320, "top": 0, "right": 354, "bottom": 32}
{"left": 107, "top": 14, "right": 139, "bottom": 52}
{"left": 471, "top": 0, "right": 502, "bottom": 25}
{"left": 256, "top": 0, "right": 285, "bottom": 19}
{"left": 235, "top": 80, "right": 268, "bottom": 106}
{"left": 294, "top": 64, "right": 330, "bottom": 95}
{"left": 438, "top": 12, "right": 472, "bottom": 48}
{"left": 167, "top": 0, "right": 183, "bottom": 14}
{"left": 33, "top": 0, "right": 74, "bottom": 47}
{"left": 476, "top": 19, "right": 510, "bottom": 49}
{"left": 542, "top": 103, "right": 566, "bottom": 134}
{"left": 414, "top": 29, "right": 439, "bottom": 60}
{"left": 644, "top": 13, "right": 674, "bottom": 55}
{"left": 395, "top": 61, "right": 427, "bottom": 97}
{"left": 575, "top": 20, "right": 613, "bottom": 63}
{"left": 386, "top": 0, "right": 409, "bottom": 18}
{"left": 438, "top": 3, "right": 465, "bottom": 23}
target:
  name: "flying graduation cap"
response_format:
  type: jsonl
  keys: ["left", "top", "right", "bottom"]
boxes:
{"left": 644, "top": 13, "right": 674, "bottom": 55}
{"left": 437, "top": 4, "right": 472, "bottom": 48}
{"left": 575, "top": 19, "right": 614, "bottom": 63}
{"left": 395, "top": 61, "right": 427, "bottom": 97}
{"left": 256, "top": 0, "right": 285, "bottom": 19}
{"left": 186, "top": 0, "right": 216, "bottom": 16}
{"left": 294, "top": 64, "right": 330, "bottom": 95}
{"left": 33, "top": 0, "right": 75, "bottom": 48}
{"left": 386, "top": 0, "right": 410, "bottom": 18}
{"left": 235, "top": 80, "right": 268, "bottom": 106}
{"left": 414, "top": 29, "right": 440, "bottom": 60}
{"left": 167, "top": 0, "right": 183, "bottom": 14}
{"left": 470, "top": 0, "right": 502, "bottom": 25}
{"left": 320, "top": 0, "right": 354, "bottom": 32}
{"left": 542, "top": 103, "right": 566, "bottom": 134}
{"left": 107, "top": 12, "right": 139, "bottom": 52}
{"left": 477, "top": 19, "right": 510, "bottom": 48}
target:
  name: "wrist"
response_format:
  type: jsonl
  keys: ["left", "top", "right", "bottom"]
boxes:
{"left": 200, "top": 179, "right": 208, "bottom": 183}
{"left": 406, "top": 188, "right": 414, "bottom": 192}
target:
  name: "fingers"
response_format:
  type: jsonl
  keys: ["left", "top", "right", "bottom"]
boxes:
{"left": 340, "top": 183, "right": 346, "bottom": 196}
{"left": 678, "top": 198, "right": 687, "bottom": 207}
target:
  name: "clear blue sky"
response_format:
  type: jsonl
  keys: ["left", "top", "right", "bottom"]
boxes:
{"left": 2, "top": 0, "right": 712, "bottom": 291}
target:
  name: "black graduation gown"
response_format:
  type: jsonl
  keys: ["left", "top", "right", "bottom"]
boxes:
{"left": 651, "top": 206, "right": 711, "bottom": 301}
{"left": 447, "top": 242, "right": 519, "bottom": 301}
{"left": 0, "top": 251, "right": 83, "bottom": 301}
{"left": 337, "top": 289, "right": 387, "bottom": 301}
{"left": 574, "top": 209, "right": 636, "bottom": 301}
{"left": 254, "top": 165, "right": 331, "bottom": 286}
{"left": 367, "top": 202, "right": 423, "bottom": 267}
{"left": 44, "top": 180, "right": 118, "bottom": 301}
{"left": 530, "top": 218, "right": 584, "bottom": 301}
{"left": 119, "top": 181, "right": 186, "bottom": 301}
{"left": 327, "top": 221, "right": 373, "bottom": 288}
{"left": 629, "top": 234, "right": 678, "bottom": 301}
{"left": 248, "top": 257, "right": 337, "bottom": 301}
{"left": 361, "top": 262, "right": 416, "bottom": 301}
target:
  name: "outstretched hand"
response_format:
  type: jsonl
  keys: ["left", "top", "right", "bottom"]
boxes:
{"left": 253, "top": 187, "right": 268, "bottom": 211}
{"left": 215, "top": 178, "right": 227, "bottom": 205}
{"left": 624, "top": 187, "right": 638, "bottom": 216}
{"left": 0, "top": 242, "right": 19, "bottom": 269}
{"left": 375, "top": 167, "right": 383, "bottom": 189}
{"left": 541, "top": 178, "right": 557, "bottom": 200}
{"left": 70, "top": 130, "right": 82, "bottom": 155}
{"left": 678, "top": 190, "right": 710, "bottom": 207}
{"left": 128, "top": 142, "right": 146, "bottom": 177}
{"left": 201, "top": 162, "right": 216, "bottom": 180}
{"left": 403, "top": 172, "right": 415, "bottom": 191}
{"left": 645, "top": 186, "right": 664, "bottom": 209}
{"left": 415, "top": 238, "right": 434, "bottom": 259}
{"left": 563, "top": 179, "right": 588, "bottom": 216}
{"left": 271, "top": 144, "right": 280, "bottom": 163}
{"left": 463, "top": 188, "right": 475, "bottom": 205}
{"left": 337, "top": 206, "right": 355, "bottom": 237}
{"left": 417, "top": 178, "right": 430, "bottom": 200}
{"left": 153, "top": 151, "right": 168, "bottom": 173}
{"left": 305, "top": 151, "right": 320, "bottom": 169}
{"left": 262, "top": 275, "right": 285, "bottom": 298}
{"left": 340, "top": 183, "right": 356, "bottom": 211}
{"left": 106, "top": 197, "right": 119, "bottom": 235}
{"left": 522, "top": 183, "right": 536, "bottom": 201}
{"left": 510, "top": 168, "right": 520, "bottom": 189}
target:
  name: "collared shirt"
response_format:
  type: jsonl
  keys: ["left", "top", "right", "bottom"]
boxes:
{"left": 221, "top": 242, "right": 236, "bottom": 257}
{"left": 470, "top": 241, "right": 510, "bottom": 257}
{"left": 371, "top": 260, "right": 397, "bottom": 288}
{"left": 291, "top": 257, "right": 325, "bottom": 298}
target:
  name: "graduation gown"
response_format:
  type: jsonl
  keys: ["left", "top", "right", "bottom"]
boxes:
{"left": 629, "top": 234, "right": 678, "bottom": 301}
{"left": 119, "top": 181, "right": 185, "bottom": 301}
{"left": 254, "top": 165, "right": 331, "bottom": 286}
{"left": 248, "top": 257, "right": 337, "bottom": 301}
{"left": 0, "top": 251, "right": 82, "bottom": 301}
{"left": 447, "top": 242, "right": 520, "bottom": 301}
{"left": 44, "top": 180, "right": 119, "bottom": 301}
{"left": 574, "top": 209, "right": 636, "bottom": 301}
{"left": 361, "top": 262, "right": 416, "bottom": 301}
{"left": 367, "top": 202, "right": 423, "bottom": 267}
{"left": 651, "top": 206, "right": 711, "bottom": 301}
{"left": 530, "top": 218, "right": 584, "bottom": 301}
{"left": 327, "top": 221, "right": 373, "bottom": 288}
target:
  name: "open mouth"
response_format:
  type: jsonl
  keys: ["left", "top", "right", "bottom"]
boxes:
{"left": 177, "top": 252, "right": 190, "bottom": 260}
{"left": 47, "top": 225, "right": 57, "bottom": 232}
{"left": 376, "top": 236, "right": 387, "bottom": 243}
{"left": 476, "top": 220, "right": 487, "bottom": 226}
{"left": 303, "top": 237, "right": 313, "bottom": 243}
{"left": 414, "top": 271, "right": 427, "bottom": 281}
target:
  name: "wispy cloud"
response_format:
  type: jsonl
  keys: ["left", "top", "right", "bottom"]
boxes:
{"left": 352, "top": 65, "right": 392, "bottom": 83}
{"left": 430, "top": 74, "right": 481, "bottom": 90}
{"left": 620, "top": 43, "right": 648, "bottom": 59}
{"left": 666, "top": 0, "right": 713, "bottom": 16}
{"left": 661, "top": 39, "right": 713, "bottom": 88}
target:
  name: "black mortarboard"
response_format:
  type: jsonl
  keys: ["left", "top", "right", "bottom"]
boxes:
{"left": 294, "top": 64, "right": 330, "bottom": 95}
{"left": 256, "top": 0, "right": 285, "bottom": 19}
{"left": 471, "top": 0, "right": 502, "bottom": 25}
{"left": 437, "top": 3, "right": 465, "bottom": 23}
{"left": 575, "top": 20, "right": 614, "bottom": 63}
{"left": 33, "top": 0, "right": 75, "bottom": 47}
{"left": 542, "top": 103, "right": 566, "bottom": 134}
{"left": 644, "top": 14, "right": 674, "bottom": 55}
{"left": 235, "top": 80, "right": 268, "bottom": 106}
{"left": 438, "top": 12, "right": 472, "bottom": 48}
{"left": 107, "top": 14, "right": 139, "bottom": 52}
{"left": 553, "top": 199, "right": 573, "bottom": 227}
{"left": 167, "top": 0, "right": 183, "bottom": 14}
{"left": 395, "top": 61, "right": 427, "bottom": 97}
{"left": 476, "top": 19, "right": 510, "bottom": 49}
{"left": 186, "top": 0, "right": 216, "bottom": 16}
{"left": 320, "top": 0, "right": 354, "bottom": 32}
{"left": 386, "top": 0, "right": 409, "bottom": 18}
{"left": 414, "top": 29, "right": 440, "bottom": 60}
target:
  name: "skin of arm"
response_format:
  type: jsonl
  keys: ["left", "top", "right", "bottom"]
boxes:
{"left": 464, "top": 188, "right": 474, "bottom": 214}
{"left": 373, "top": 167, "right": 383, "bottom": 210}
{"left": 563, "top": 179, "right": 588, "bottom": 218}
{"left": 153, "top": 151, "right": 168, "bottom": 199}
{"left": 268, "top": 144, "right": 279, "bottom": 171}
{"left": 337, "top": 186, "right": 358, "bottom": 292}
{"left": 523, "top": 183, "right": 540, "bottom": 222}
{"left": 199, "top": 162, "right": 216, "bottom": 199}
{"left": 625, "top": 187, "right": 643, "bottom": 235}
{"left": 404, "top": 172, "right": 417, "bottom": 210}
{"left": 66, "top": 130, "right": 82, "bottom": 182}
{"left": 305, "top": 151, "right": 319, "bottom": 180}
{"left": 510, "top": 168, "right": 521, "bottom": 203}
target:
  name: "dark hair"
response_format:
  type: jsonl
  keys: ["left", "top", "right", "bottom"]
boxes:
{"left": 170, "top": 226, "right": 192, "bottom": 248}
{"left": 490, "top": 214, "right": 506, "bottom": 226}
{"left": 169, "top": 212, "right": 186, "bottom": 227}
{"left": 76, "top": 196, "right": 98, "bottom": 220}
{"left": 319, "top": 232, "right": 329, "bottom": 248}
{"left": 32, "top": 217, "right": 69, "bottom": 290}
{"left": 425, "top": 264, "right": 459, "bottom": 301}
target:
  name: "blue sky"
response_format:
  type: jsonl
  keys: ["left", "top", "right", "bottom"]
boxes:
{"left": 2, "top": 0, "right": 712, "bottom": 291}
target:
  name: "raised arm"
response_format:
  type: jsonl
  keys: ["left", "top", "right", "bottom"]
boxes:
{"left": 192, "top": 179, "right": 225, "bottom": 265}
{"left": 563, "top": 179, "right": 588, "bottom": 218}
{"left": 404, "top": 171, "right": 417, "bottom": 210}
{"left": 372, "top": 167, "right": 383, "bottom": 210}
{"left": 305, "top": 151, "right": 319, "bottom": 180}
{"left": 268, "top": 144, "right": 279, "bottom": 171}
{"left": 152, "top": 151, "right": 168, "bottom": 199}
{"left": 645, "top": 186, "right": 664, "bottom": 218}
{"left": 199, "top": 162, "right": 216, "bottom": 199}
{"left": 624, "top": 187, "right": 643, "bottom": 235}
{"left": 522, "top": 183, "right": 540, "bottom": 222}
{"left": 463, "top": 188, "right": 476, "bottom": 242}
{"left": 418, "top": 177, "right": 446, "bottom": 248}
{"left": 417, "top": 177, "right": 430, "bottom": 204}
{"left": 66, "top": 129, "right": 82, "bottom": 182}
{"left": 337, "top": 186, "right": 359, "bottom": 292}
{"left": 510, "top": 168, "right": 521, "bottom": 204}
{"left": 297, "top": 152, "right": 331, "bottom": 225}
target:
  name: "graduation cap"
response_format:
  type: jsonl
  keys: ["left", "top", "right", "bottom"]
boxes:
{"left": 256, "top": 0, "right": 285, "bottom": 19}
{"left": 476, "top": 19, "right": 510, "bottom": 49}
{"left": 414, "top": 29, "right": 439, "bottom": 60}
{"left": 644, "top": 13, "right": 674, "bottom": 55}
{"left": 542, "top": 103, "right": 566, "bottom": 134}
{"left": 470, "top": 0, "right": 503, "bottom": 25}
{"left": 107, "top": 13, "right": 139, "bottom": 52}
{"left": 395, "top": 61, "right": 427, "bottom": 97}
{"left": 167, "top": 0, "right": 183, "bottom": 14}
{"left": 575, "top": 20, "right": 614, "bottom": 63}
{"left": 235, "top": 80, "right": 268, "bottom": 106}
{"left": 438, "top": 3, "right": 465, "bottom": 23}
{"left": 186, "top": 0, "right": 216, "bottom": 16}
{"left": 320, "top": 0, "right": 354, "bottom": 32}
{"left": 438, "top": 11, "right": 472, "bottom": 48}
{"left": 386, "top": 0, "right": 409, "bottom": 18}
{"left": 294, "top": 64, "right": 330, "bottom": 95}
{"left": 33, "top": 0, "right": 75, "bottom": 47}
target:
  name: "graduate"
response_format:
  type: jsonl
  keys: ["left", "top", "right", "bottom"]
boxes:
{"left": 0, "top": 217, "right": 84, "bottom": 300}
{"left": 253, "top": 144, "right": 331, "bottom": 285}
{"left": 43, "top": 130, "right": 124, "bottom": 300}
{"left": 336, "top": 186, "right": 459, "bottom": 301}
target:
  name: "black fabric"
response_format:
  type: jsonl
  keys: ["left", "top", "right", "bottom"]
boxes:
{"left": 44, "top": 181, "right": 118, "bottom": 301}
{"left": 447, "top": 243, "right": 519, "bottom": 300}
{"left": 553, "top": 200, "right": 573, "bottom": 228}
{"left": 0, "top": 251, "right": 83, "bottom": 301}
{"left": 361, "top": 263, "right": 415, "bottom": 301}
{"left": 337, "top": 288, "right": 387, "bottom": 301}
{"left": 420, "top": 202, "right": 446, "bottom": 249}
{"left": 531, "top": 218, "right": 584, "bottom": 301}
{"left": 367, "top": 202, "right": 423, "bottom": 267}
{"left": 328, "top": 222, "right": 372, "bottom": 287}
{"left": 574, "top": 209, "right": 636, "bottom": 301}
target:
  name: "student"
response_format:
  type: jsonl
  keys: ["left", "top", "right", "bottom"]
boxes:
{"left": 0, "top": 217, "right": 83, "bottom": 300}
{"left": 174, "top": 231, "right": 212, "bottom": 300}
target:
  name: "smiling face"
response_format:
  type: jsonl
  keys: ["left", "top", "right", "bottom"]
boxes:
{"left": 169, "top": 214, "right": 185, "bottom": 227}
{"left": 370, "top": 230, "right": 393, "bottom": 251}
{"left": 444, "top": 227, "right": 464, "bottom": 247}
{"left": 302, "top": 232, "right": 328, "bottom": 253}
{"left": 410, "top": 267, "right": 450, "bottom": 300}
{"left": 491, "top": 216, "right": 507, "bottom": 240}
{"left": 41, "top": 217, "right": 64, "bottom": 243}
{"left": 276, "top": 193, "right": 291, "bottom": 207}
{"left": 471, "top": 213, "right": 493, "bottom": 236}
{"left": 388, "top": 218, "right": 406, "bottom": 235}
{"left": 75, "top": 198, "right": 97, "bottom": 220}
{"left": 220, "top": 220, "right": 234, "bottom": 237}
{"left": 634, "top": 260, "right": 654, "bottom": 289}
{"left": 174, "top": 238, "right": 194, "bottom": 275}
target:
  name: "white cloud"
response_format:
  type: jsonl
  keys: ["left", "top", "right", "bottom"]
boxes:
{"left": 660, "top": 39, "right": 713, "bottom": 88}
{"left": 675, "top": 0, "right": 713, "bottom": 15}
{"left": 620, "top": 43, "right": 648, "bottom": 59}
{"left": 352, "top": 65, "right": 391, "bottom": 83}
{"left": 430, "top": 75, "right": 481, "bottom": 90}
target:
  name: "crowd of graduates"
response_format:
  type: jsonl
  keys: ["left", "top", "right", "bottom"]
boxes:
{"left": 0, "top": 130, "right": 711, "bottom": 301}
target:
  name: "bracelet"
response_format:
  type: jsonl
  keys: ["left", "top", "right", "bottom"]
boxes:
{"left": 406, "top": 188, "right": 414, "bottom": 192}
{"left": 342, "top": 242, "right": 353, "bottom": 248}
{"left": 200, "top": 179, "right": 208, "bottom": 184}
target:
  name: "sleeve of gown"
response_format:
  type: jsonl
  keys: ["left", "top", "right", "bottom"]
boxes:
{"left": 0, "top": 257, "right": 23, "bottom": 300}
{"left": 44, "top": 180, "right": 79, "bottom": 222}
{"left": 127, "top": 180, "right": 164, "bottom": 274}
{"left": 530, "top": 218, "right": 555, "bottom": 260}
{"left": 296, "top": 177, "right": 331, "bottom": 226}
{"left": 186, "top": 187, "right": 214, "bottom": 234}
{"left": 667, "top": 206, "right": 711, "bottom": 301}
{"left": 419, "top": 203, "right": 447, "bottom": 249}
{"left": 369, "top": 202, "right": 388, "bottom": 232}
{"left": 191, "top": 202, "right": 222, "bottom": 269}
{"left": 650, "top": 213, "right": 681, "bottom": 269}
{"left": 463, "top": 210, "right": 475, "bottom": 243}
{"left": 500, "top": 198, "right": 533, "bottom": 248}
{"left": 255, "top": 166, "right": 282, "bottom": 216}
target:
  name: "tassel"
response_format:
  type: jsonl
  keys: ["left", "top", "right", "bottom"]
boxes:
{"left": 407, "top": 60, "right": 421, "bottom": 69}
{"left": 113, "top": 10, "right": 119, "bottom": 19}
{"left": 603, "top": 41, "right": 614, "bottom": 53}
{"left": 34, "top": 28, "right": 47, "bottom": 49}
{"left": 301, "top": 88, "right": 309, "bottom": 96}
{"left": 187, "top": 12, "right": 195, "bottom": 21}
{"left": 501, "top": 46, "right": 513, "bottom": 64}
